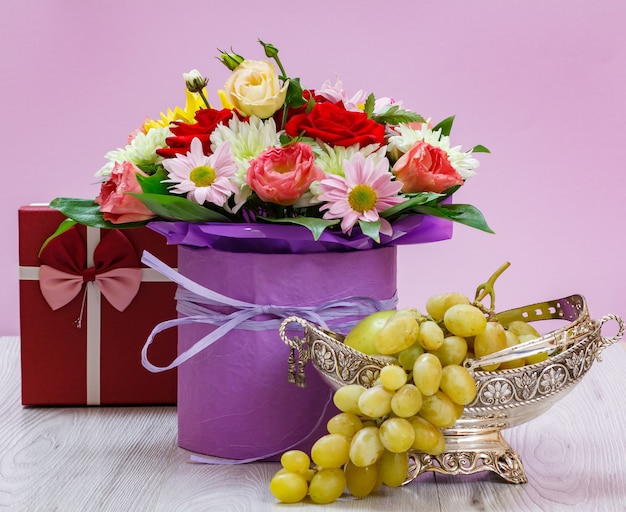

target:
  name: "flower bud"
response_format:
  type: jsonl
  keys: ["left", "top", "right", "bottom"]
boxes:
{"left": 258, "top": 39, "right": 279, "bottom": 59}
{"left": 218, "top": 49, "right": 245, "bottom": 71}
{"left": 183, "top": 69, "right": 208, "bottom": 94}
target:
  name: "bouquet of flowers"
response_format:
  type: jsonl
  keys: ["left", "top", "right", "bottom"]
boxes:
{"left": 51, "top": 39, "right": 492, "bottom": 245}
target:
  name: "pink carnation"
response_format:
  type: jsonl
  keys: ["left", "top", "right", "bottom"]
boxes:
{"left": 392, "top": 141, "right": 463, "bottom": 194}
{"left": 246, "top": 143, "right": 325, "bottom": 206}
{"left": 96, "top": 161, "right": 156, "bottom": 224}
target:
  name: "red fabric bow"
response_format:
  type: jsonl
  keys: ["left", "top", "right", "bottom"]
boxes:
{"left": 38, "top": 227, "right": 142, "bottom": 312}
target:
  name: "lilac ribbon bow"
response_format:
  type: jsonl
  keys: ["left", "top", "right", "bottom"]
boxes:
{"left": 140, "top": 251, "right": 398, "bottom": 373}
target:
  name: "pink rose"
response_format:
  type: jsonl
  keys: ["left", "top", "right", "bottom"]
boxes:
{"left": 95, "top": 161, "right": 156, "bottom": 224}
{"left": 392, "top": 141, "right": 463, "bottom": 194}
{"left": 246, "top": 143, "right": 325, "bottom": 206}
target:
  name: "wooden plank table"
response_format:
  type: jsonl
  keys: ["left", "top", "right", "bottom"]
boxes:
{"left": 1, "top": 336, "right": 624, "bottom": 511}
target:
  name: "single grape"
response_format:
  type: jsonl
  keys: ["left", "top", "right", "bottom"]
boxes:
{"left": 349, "top": 426, "right": 384, "bottom": 467}
{"left": 308, "top": 467, "right": 346, "bottom": 504}
{"left": 444, "top": 304, "right": 487, "bottom": 338}
{"left": 280, "top": 450, "right": 311, "bottom": 474}
{"left": 327, "top": 412, "right": 363, "bottom": 438}
{"left": 425, "top": 292, "right": 471, "bottom": 321}
{"left": 429, "top": 335, "right": 468, "bottom": 366}
{"left": 344, "top": 461, "right": 378, "bottom": 498}
{"left": 374, "top": 309, "right": 421, "bottom": 355}
{"left": 379, "top": 364, "right": 408, "bottom": 391}
{"left": 409, "top": 416, "right": 445, "bottom": 455}
{"left": 412, "top": 352, "right": 442, "bottom": 396}
{"left": 474, "top": 321, "right": 508, "bottom": 371}
{"left": 311, "top": 433, "right": 351, "bottom": 468}
{"left": 525, "top": 351, "right": 549, "bottom": 365}
{"left": 357, "top": 385, "right": 394, "bottom": 418}
{"left": 390, "top": 383, "right": 422, "bottom": 418}
{"left": 499, "top": 330, "right": 525, "bottom": 369}
{"left": 519, "top": 333, "right": 549, "bottom": 364}
{"left": 333, "top": 384, "right": 366, "bottom": 415}
{"left": 397, "top": 342, "right": 424, "bottom": 370}
{"left": 419, "top": 390, "right": 461, "bottom": 428}
{"left": 377, "top": 449, "right": 409, "bottom": 487}
{"left": 269, "top": 471, "right": 309, "bottom": 503}
{"left": 505, "top": 319, "right": 541, "bottom": 338}
{"left": 378, "top": 417, "right": 415, "bottom": 453}
{"left": 439, "top": 364, "right": 477, "bottom": 405}
{"left": 418, "top": 320, "right": 445, "bottom": 351}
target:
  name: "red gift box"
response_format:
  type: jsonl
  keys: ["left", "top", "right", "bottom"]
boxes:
{"left": 18, "top": 205, "right": 178, "bottom": 405}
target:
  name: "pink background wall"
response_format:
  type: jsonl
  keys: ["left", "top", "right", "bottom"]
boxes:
{"left": 2, "top": 1, "right": 624, "bottom": 335}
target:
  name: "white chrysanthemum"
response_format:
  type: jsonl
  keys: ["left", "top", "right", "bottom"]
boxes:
{"left": 387, "top": 123, "right": 479, "bottom": 180}
{"left": 209, "top": 116, "right": 280, "bottom": 212}
{"left": 210, "top": 116, "right": 279, "bottom": 165}
{"left": 96, "top": 126, "right": 172, "bottom": 177}
{"left": 314, "top": 142, "right": 388, "bottom": 177}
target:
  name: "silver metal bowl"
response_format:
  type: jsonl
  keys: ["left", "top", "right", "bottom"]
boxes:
{"left": 279, "top": 295, "right": 624, "bottom": 484}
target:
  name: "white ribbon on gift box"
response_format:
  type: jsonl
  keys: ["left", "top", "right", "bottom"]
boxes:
{"left": 18, "top": 226, "right": 174, "bottom": 405}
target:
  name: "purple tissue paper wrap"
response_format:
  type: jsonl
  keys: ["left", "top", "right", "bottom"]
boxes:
{"left": 173, "top": 245, "right": 398, "bottom": 459}
{"left": 148, "top": 212, "right": 452, "bottom": 254}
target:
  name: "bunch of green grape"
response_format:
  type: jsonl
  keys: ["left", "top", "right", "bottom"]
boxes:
{"left": 270, "top": 264, "right": 544, "bottom": 504}
{"left": 271, "top": 304, "right": 480, "bottom": 503}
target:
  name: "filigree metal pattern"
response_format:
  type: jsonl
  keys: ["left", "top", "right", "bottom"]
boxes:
{"left": 407, "top": 446, "right": 527, "bottom": 484}
{"left": 310, "top": 338, "right": 382, "bottom": 387}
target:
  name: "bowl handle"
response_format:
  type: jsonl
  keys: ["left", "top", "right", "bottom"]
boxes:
{"left": 279, "top": 316, "right": 314, "bottom": 387}
{"left": 596, "top": 314, "right": 625, "bottom": 355}
{"left": 464, "top": 313, "right": 624, "bottom": 372}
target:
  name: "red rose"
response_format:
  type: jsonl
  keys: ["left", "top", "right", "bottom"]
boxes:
{"left": 156, "top": 108, "right": 235, "bottom": 158}
{"left": 284, "top": 102, "right": 385, "bottom": 148}
{"left": 392, "top": 141, "right": 463, "bottom": 194}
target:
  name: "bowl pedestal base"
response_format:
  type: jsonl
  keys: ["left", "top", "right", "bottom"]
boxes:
{"left": 406, "top": 430, "right": 528, "bottom": 484}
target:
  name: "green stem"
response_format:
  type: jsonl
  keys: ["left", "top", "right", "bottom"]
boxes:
{"left": 273, "top": 55, "right": 287, "bottom": 79}
{"left": 474, "top": 261, "right": 511, "bottom": 312}
{"left": 198, "top": 90, "right": 210, "bottom": 109}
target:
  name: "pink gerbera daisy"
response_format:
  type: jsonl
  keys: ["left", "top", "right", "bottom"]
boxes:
{"left": 317, "top": 153, "right": 405, "bottom": 236}
{"left": 163, "top": 137, "right": 238, "bottom": 206}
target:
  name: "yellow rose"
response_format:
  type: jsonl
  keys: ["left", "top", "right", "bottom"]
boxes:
{"left": 224, "top": 59, "right": 288, "bottom": 119}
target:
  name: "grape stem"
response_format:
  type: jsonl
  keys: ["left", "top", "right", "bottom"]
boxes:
{"left": 474, "top": 262, "right": 511, "bottom": 315}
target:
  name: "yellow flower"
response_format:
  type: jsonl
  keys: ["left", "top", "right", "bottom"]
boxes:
{"left": 223, "top": 59, "right": 288, "bottom": 119}
{"left": 217, "top": 89, "right": 234, "bottom": 110}
{"left": 143, "top": 88, "right": 208, "bottom": 132}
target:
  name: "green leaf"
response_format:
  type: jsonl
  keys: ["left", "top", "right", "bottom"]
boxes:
{"left": 285, "top": 77, "right": 308, "bottom": 109}
{"left": 49, "top": 198, "right": 147, "bottom": 229}
{"left": 364, "top": 93, "right": 376, "bottom": 118}
{"left": 414, "top": 203, "right": 494, "bottom": 234}
{"left": 379, "top": 192, "right": 443, "bottom": 219}
{"left": 358, "top": 220, "right": 381, "bottom": 243}
{"left": 136, "top": 163, "right": 164, "bottom": 175}
{"left": 279, "top": 133, "right": 293, "bottom": 146}
{"left": 471, "top": 144, "right": 491, "bottom": 153}
{"left": 39, "top": 218, "right": 77, "bottom": 255}
{"left": 371, "top": 106, "right": 425, "bottom": 125}
{"left": 261, "top": 216, "right": 338, "bottom": 241}
{"left": 136, "top": 167, "right": 170, "bottom": 195}
{"left": 432, "top": 116, "right": 455, "bottom": 137}
{"left": 130, "top": 193, "right": 230, "bottom": 222}
{"left": 305, "top": 91, "right": 316, "bottom": 113}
